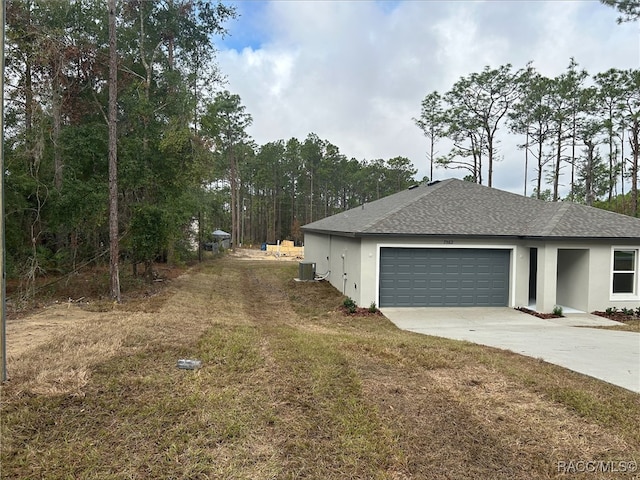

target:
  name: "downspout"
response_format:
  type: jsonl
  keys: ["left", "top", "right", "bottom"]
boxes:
{"left": 342, "top": 252, "right": 346, "bottom": 294}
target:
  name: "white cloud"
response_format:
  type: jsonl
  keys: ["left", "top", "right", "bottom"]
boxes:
{"left": 217, "top": 0, "right": 640, "bottom": 193}
{"left": 432, "top": 4, "right": 510, "bottom": 85}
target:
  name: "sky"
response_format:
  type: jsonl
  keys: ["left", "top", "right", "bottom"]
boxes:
{"left": 214, "top": 0, "right": 640, "bottom": 195}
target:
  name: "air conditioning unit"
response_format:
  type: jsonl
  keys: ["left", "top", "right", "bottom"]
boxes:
{"left": 299, "top": 262, "right": 316, "bottom": 281}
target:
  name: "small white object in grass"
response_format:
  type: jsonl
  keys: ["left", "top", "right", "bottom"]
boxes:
{"left": 177, "top": 359, "right": 202, "bottom": 370}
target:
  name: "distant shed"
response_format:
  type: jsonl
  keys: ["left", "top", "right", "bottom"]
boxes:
{"left": 213, "top": 229, "right": 231, "bottom": 249}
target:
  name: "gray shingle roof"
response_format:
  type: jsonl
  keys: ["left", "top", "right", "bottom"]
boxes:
{"left": 301, "top": 178, "right": 640, "bottom": 239}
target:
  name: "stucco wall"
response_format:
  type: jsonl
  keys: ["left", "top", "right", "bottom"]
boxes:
{"left": 303, "top": 232, "right": 330, "bottom": 277}
{"left": 557, "top": 249, "right": 589, "bottom": 312}
{"left": 531, "top": 243, "right": 558, "bottom": 313}
{"left": 527, "top": 240, "right": 640, "bottom": 312}
{"left": 304, "top": 232, "right": 640, "bottom": 312}
{"left": 584, "top": 241, "right": 639, "bottom": 311}
{"left": 303, "top": 232, "right": 363, "bottom": 304}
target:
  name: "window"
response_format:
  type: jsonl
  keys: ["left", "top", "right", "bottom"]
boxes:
{"left": 612, "top": 249, "right": 637, "bottom": 295}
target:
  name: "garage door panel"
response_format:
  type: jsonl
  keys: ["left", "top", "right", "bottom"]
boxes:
{"left": 395, "top": 267, "right": 413, "bottom": 275}
{"left": 428, "top": 295, "right": 444, "bottom": 305}
{"left": 379, "top": 248, "right": 510, "bottom": 307}
{"left": 445, "top": 264, "right": 460, "bottom": 273}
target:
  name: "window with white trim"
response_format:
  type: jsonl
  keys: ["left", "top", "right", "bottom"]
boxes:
{"left": 612, "top": 249, "right": 637, "bottom": 295}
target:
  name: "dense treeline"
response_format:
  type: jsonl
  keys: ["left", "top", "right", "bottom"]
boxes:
{"left": 238, "top": 134, "right": 417, "bottom": 246}
{"left": 5, "top": 0, "right": 638, "bottom": 296}
{"left": 415, "top": 60, "right": 640, "bottom": 213}
{"left": 5, "top": 0, "right": 235, "bottom": 287}
{"left": 200, "top": 93, "right": 417, "bottom": 248}
{"left": 3, "top": 0, "right": 417, "bottom": 290}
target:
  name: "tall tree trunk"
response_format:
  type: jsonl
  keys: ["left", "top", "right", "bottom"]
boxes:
{"left": 51, "top": 53, "right": 65, "bottom": 252}
{"left": 429, "top": 125, "right": 435, "bottom": 181}
{"left": 25, "top": 37, "right": 33, "bottom": 138}
{"left": 236, "top": 185, "right": 240, "bottom": 246}
{"left": 536, "top": 139, "right": 544, "bottom": 199}
{"left": 621, "top": 129, "right": 626, "bottom": 213}
{"left": 608, "top": 114, "right": 615, "bottom": 202}
{"left": 108, "top": 0, "right": 121, "bottom": 302}
{"left": 309, "top": 174, "right": 313, "bottom": 223}
{"left": 487, "top": 133, "right": 494, "bottom": 187}
{"left": 229, "top": 148, "right": 238, "bottom": 247}
{"left": 630, "top": 121, "right": 639, "bottom": 217}
{"left": 1, "top": 0, "right": 7, "bottom": 382}
{"left": 273, "top": 190, "right": 278, "bottom": 241}
{"left": 138, "top": 5, "right": 162, "bottom": 152}
{"left": 584, "top": 140, "right": 595, "bottom": 206}
{"left": 51, "top": 56, "right": 63, "bottom": 191}
{"left": 553, "top": 128, "right": 562, "bottom": 202}
{"left": 570, "top": 110, "right": 577, "bottom": 201}
{"left": 523, "top": 131, "right": 529, "bottom": 196}
{"left": 291, "top": 178, "right": 296, "bottom": 239}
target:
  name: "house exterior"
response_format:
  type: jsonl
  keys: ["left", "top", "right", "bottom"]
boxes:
{"left": 301, "top": 179, "right": 640, "bottom": 313}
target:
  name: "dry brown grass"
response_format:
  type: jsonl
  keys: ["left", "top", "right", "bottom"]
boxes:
{"left": 598, "top": 319, "right": 640, "bottom": 333}
{"left": 2, "top": 255, "right": 639, "bottom": 479}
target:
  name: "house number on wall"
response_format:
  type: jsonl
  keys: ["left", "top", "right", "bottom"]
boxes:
{"left": 444, "top": 240, "right": 454, "bottom": 245}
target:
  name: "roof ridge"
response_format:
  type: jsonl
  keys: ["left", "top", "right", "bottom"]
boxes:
{"left": 537, "top": 202, "right": 571, "bottom": 236}
{"left": 302, "top": 178, "right": 640, "bottom": 239}
{"left": 361, "top": 179, "right": 451, "bottom": 232}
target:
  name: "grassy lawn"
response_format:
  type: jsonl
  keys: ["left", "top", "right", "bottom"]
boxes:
{"left": 598, "top": 319, "right": 640, "bottom": 333}
{"left": 2, "top": 256, "right": 639, "bottom": 479}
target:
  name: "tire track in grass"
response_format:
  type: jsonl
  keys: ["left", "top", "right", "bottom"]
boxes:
{"left": 230, "top": 260, "right": 403, "bottom": 478}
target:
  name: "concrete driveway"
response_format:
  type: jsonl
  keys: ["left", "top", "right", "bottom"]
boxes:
{"left": 380, "top": 307, "right": 640, "bottom": 393}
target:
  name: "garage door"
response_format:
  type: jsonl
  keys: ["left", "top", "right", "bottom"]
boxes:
{"left": 379, "top": 248, "right": 510, "bottom": 307}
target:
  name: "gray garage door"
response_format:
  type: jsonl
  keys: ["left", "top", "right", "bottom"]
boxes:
{"left": 379, "top": 248, "right": 510, "bottom": 307}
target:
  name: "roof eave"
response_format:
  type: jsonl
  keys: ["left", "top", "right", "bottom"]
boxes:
{"left": 524, "top": 235, "right": 640, "bottom": 242}
{"left": 301, "top": 227, "right": 358, "bottom": 238}
{"left": 302, "top": 230, "right": 640, "bottom": 242}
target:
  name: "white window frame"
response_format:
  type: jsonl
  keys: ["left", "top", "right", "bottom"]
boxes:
{"left": 610, "top": 247, "right": 640, "bottom": 300}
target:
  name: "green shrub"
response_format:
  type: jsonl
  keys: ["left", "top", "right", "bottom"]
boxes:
{"left": 368, "top": 302, "right": 378, "bottom": 313}
{"left": 343, "top": 297, "right": 357, "bottom": 314}
{"left": 552, "top": 305, "right": 563, "bottom": 317}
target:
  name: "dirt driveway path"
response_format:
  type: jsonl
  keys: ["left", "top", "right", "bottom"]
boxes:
{"left": 5, "top": 248, "right": 294, "bottom": 358}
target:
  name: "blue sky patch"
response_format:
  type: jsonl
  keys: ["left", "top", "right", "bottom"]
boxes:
{"left": 375, "top": 0, "right": 401, "bottom": 15}
{"left": 219, "top": 1, "right": 270, "bottom": 51}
